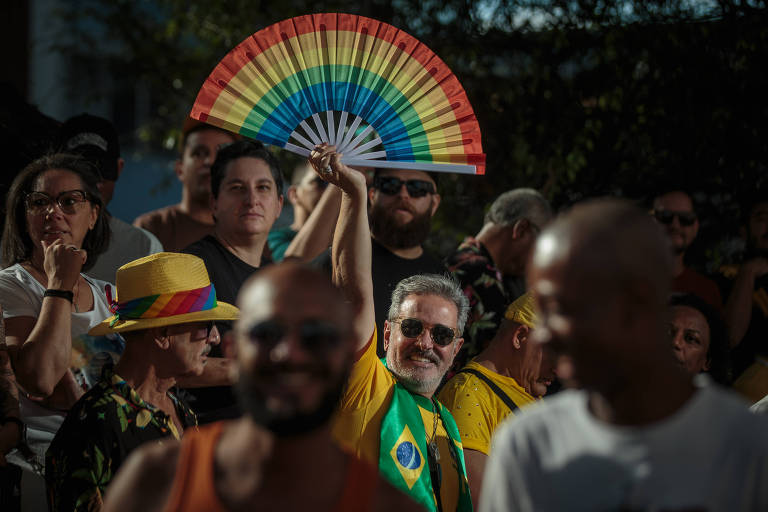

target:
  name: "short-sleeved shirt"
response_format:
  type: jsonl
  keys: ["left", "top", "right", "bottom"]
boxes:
{"left": 480, "top": 385, "right": 768, "bottom": 511}
{"left": 0, "top": 264, "right": 122, "bottom": 470}
{"left": 445, "top": 238, "right": 511, "bottom": 370}
{"left": 45, "top": 368, "right": 196, "bottom": 512}
{"left": 438, "top": 361, "right": 536, "bottom": 455}
{"left": 333, "top": 331, "right": 462, "bottom": 511}
{"left": 133, "top": 205, "right": 214, "bottom": 252}
{"left": 87, "top": 215, "right": 164, "bottom": 283}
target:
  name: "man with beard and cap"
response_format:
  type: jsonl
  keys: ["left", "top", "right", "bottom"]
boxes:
{"left": 308, "top": 144, "right": 472, "bottom": 512}
{"left": 368, "top": 168, "right": 446, "bottom": 356}
{"left": 651, "top": 189, "right": 722, "bottom": 309}
{"left": 438, "top": 292, "right": 556, "bottom": 501}
{"left": 59, "top": 113, "right": 163, "bottom": 282}
{"left": 480, "top": 199, "right": 768, "bottom": 512}
{"left": 45, "top": 252, "right": 236, "bottom": 512}
{"left": 101, "top": 263, "right": 424, "bottom": 512}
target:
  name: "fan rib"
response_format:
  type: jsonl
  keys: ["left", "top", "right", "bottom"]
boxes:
{"left": 312, "top": 113, "right": 330, "bottom": 144}
{"left": 299, "top": 119, "right": 322, "bottom": 145}
{"left": 326, "top": 110, "right": 337, "bottom": 145}
{"left": 289, "top": 130, "right": 316, "bottom": 151}
{"left": 344, "top": 136, "right": 383, "bottom": 157}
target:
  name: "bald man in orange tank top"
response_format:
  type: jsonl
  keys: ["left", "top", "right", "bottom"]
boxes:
{"left": 102, "top": 264, "right": 424, "bottom": 512}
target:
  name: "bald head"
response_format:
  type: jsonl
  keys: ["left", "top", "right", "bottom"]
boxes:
{"left": 533, "top": 199, "right": 673, "bottom": 309}
{"left": 528, "top": 199, "right": 675, "bottom": 389}
{"left": 233, "top": 263, "right": 354, "bottom": 435}
{"left": 237, "top": 263, "right": 351, "bottom": 329}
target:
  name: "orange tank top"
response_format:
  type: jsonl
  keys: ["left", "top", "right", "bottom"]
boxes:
{"left": 163, "top": 422, "right": 380, "bottom": 512}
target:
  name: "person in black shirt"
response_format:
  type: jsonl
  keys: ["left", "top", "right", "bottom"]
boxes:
{"left": 182, "top": 139, "right": 284, "bottom": 422}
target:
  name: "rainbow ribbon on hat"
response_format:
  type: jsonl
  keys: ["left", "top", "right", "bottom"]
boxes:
{"left": 105, "top": 283, "right": 218, "bottom": 327}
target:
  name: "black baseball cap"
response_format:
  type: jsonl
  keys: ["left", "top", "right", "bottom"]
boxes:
{"left": 59, "top": 113, "right": 120, "bottom": 181}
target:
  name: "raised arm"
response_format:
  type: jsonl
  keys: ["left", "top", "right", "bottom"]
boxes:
{"left": 308, "top": 145, "right": 374, "bottom": 351}
{"left": 724, "top": 257, "right": 768, "bottom": 347}
{"left": 4, "top": 240, "right": 86, "bottom": 397}
{"left": 283, "top": 184, "right": 342, "bottom": 262}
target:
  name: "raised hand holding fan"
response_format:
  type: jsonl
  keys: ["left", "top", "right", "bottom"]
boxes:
{"left": 191, "top": 13, "right": 485, "bottom": 175}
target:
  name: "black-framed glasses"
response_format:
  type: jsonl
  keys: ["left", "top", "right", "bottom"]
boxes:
{"left": 24, "top": 190, "right": 89, "bottom": 215}
{"left": 652, "top": 210, "right": 697, "bottom": 227}
{"left": 373, "top": 176, "right": 435, "bottom": 198}
{"left": 246, "top": 319, "right": 341, "bottom": 353}
{"left": 393, "top": 318, "right": 457, "bottom": 346}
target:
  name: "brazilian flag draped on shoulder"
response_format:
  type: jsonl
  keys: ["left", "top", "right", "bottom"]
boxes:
{"left": 378, "top": 359, "right": 473, "bottom": 511}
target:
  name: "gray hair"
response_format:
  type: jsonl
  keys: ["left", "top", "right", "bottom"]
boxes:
{"left": 484, "top": 188, "right": 552, "bottom": 229}
{"left": 387, "top": 274, "right": 470, "bottom": 336}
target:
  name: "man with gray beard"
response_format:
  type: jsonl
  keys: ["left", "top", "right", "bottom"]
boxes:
{"left": 102, "top": 264, "right": 424, "bottom": 512}
{"left": 369, "top": 169, "right": 445, "bottom": 356}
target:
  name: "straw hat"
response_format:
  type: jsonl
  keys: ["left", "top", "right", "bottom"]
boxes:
{"left": 89, "top": 252, "right": 238, "bottom": 335}
{"left": 504, "top": 292, "right": 537, "bottom": 328}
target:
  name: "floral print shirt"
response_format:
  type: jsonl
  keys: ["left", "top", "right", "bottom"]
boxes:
{"left": 45, "top": 368, "right": 196, "bottom": 512}
{"left": 446, "top": 237, "right": 510, "bottom": 372}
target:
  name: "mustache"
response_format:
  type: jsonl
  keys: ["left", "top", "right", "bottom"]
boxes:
{"left": 406, "top": 348, "right": 439, "bottom": 364}
{"left": 391, "top": 199, "right": 417, "bottom": 214}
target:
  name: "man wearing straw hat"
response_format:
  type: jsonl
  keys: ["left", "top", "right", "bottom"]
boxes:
{"left": 438, "top": 292, "right": 556, "bottom": 501}
{"left": 45, "top": 252, "right": 238, "bottom": 512}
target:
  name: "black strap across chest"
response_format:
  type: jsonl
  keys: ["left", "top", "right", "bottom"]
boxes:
{"left": 456, "top": 368, "right": 520, "bottom": 413}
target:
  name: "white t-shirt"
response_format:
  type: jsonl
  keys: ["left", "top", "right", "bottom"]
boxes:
{"left": 87, "top": 215, "right": 163, "bottom": 283}
{"left": 480, "top": 385, "right": 768, "bottom": 512}
{"left": 0, "top": 263, "right": 123, "bottom": 469}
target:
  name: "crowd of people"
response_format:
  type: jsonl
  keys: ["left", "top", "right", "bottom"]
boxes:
{"left": 0, "top": 111, "right": 766, "bottom": 511}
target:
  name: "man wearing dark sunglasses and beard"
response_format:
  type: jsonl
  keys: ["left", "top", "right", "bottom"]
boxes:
{"left": 309, "top": 145, "right": 472, "bottom": 512}
{"left": 651, "top": 189, "right": 722, "bottom": 309}
{"left": 102, "top": 263, "right": 424, "bottom": 512}
{"left": 368, "top": 169, "right": 446, "bottom": 356}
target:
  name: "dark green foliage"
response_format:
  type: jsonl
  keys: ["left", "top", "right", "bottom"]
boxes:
{"left": 56, "top": 0, "right": 768, "bottom": 267}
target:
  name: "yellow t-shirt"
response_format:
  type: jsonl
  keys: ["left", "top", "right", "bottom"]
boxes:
{"left": 438, "top": 360, "right": 536, "bottom": 455}
{"left": 333, "top": 330, "right": 462, "bottom": 511}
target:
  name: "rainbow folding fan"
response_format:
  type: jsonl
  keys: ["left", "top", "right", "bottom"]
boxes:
{"left": 190, "top": 13, "right": 485, "bottom": 174}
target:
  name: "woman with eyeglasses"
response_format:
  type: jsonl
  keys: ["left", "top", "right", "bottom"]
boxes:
{"left": 0, "top": 153, "right": 117, "bottom": 508}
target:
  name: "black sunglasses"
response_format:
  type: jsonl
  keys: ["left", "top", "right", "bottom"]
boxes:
{"left": 373, "top": 176, "right": 435, "bottom": 198}
{"left": 247, "top": 319, "right": 341, "bottom": 353}
{"left": 394, "top": 318, "right": 457, "bottom": 346}
{"left": 653, "top": 210, "right": 697, "bottom": 227}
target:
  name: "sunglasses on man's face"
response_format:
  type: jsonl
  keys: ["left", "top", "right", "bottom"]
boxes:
{"left": 184, "top": 321, "right": 217, "bottom": 341}
{"left": 393, "top": 318, "right": 457, "bottom": 346}
{"left": 653, "top": 210, "right": 697, "bottom": 227}
{"left": 246, "top": 319, "right": 341, "bottom": 354}
{"left": 373, "top": 176, "right": 435, "bottom": 198}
